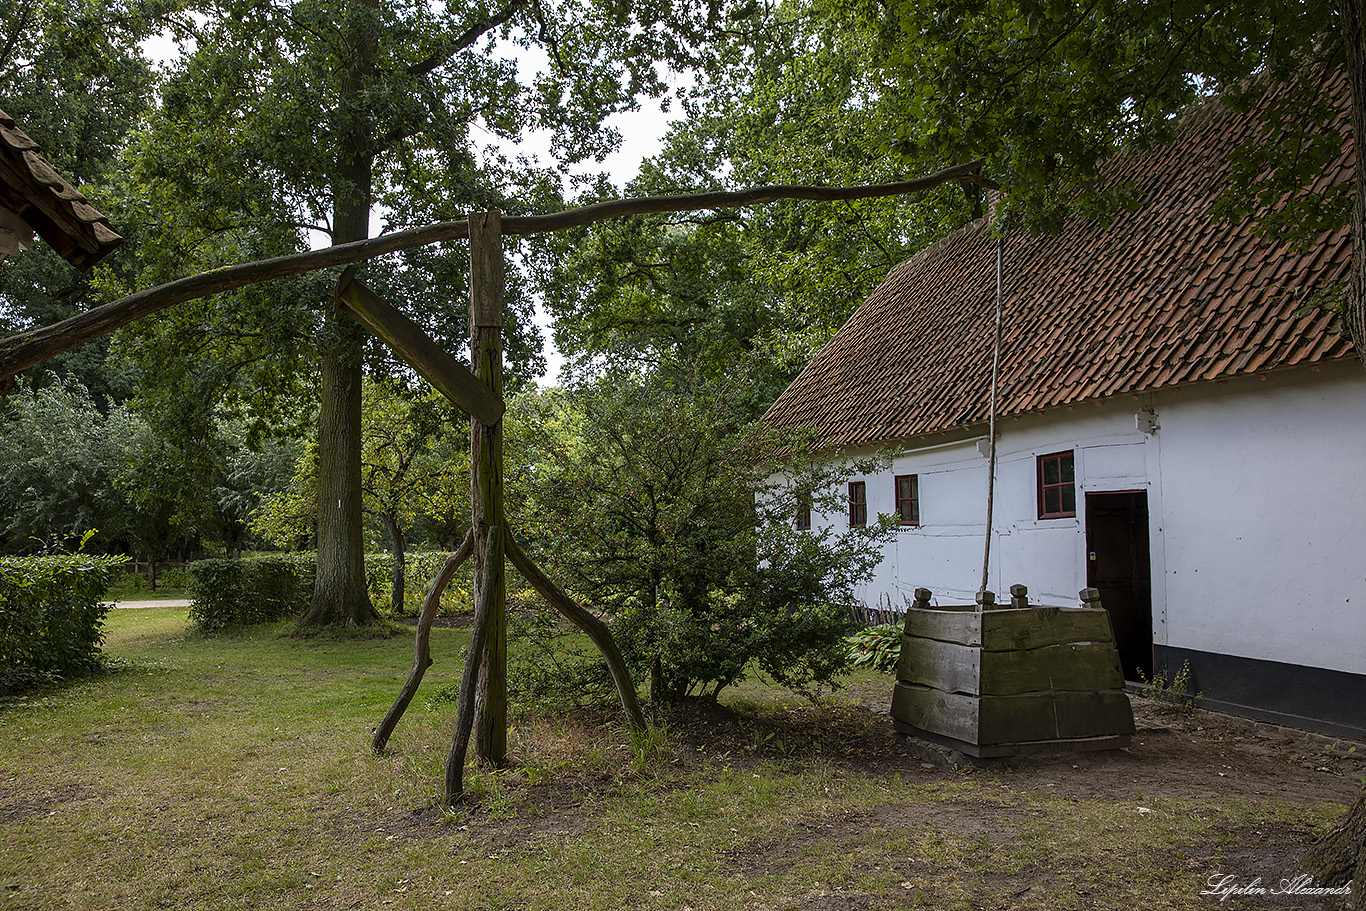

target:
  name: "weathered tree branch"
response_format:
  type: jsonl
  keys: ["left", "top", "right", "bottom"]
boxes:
{"left": 0, "top": 162, "right": 994, "bottom": 384}
{"left": 504, "top": 534, "right": 647, "bottom": 732}
{"left": 372, "top": 530, "right": 475, "bottom": 754}
{"left": 445, "top": 525, "right": 503, "bottom": 805}
{"left": 406, "top": 0, "right": 528, "bottom": 77}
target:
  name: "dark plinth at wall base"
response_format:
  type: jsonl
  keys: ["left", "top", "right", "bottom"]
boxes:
{"left": 893, "top": 719, "right": 1132, "bottom": 759}
{"left": 1154, "top": 645, "right": 1366, "bottom": 741}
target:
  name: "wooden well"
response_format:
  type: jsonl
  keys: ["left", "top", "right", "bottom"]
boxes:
{"left": 891, "top": 585, "right": 1134, "bottom": 757}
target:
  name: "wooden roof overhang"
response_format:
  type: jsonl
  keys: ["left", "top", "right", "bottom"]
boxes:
{"left": 0, "top": 108, "right": 123, "bottom": 270}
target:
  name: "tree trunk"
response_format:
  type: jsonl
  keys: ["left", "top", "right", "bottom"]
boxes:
{"left": 305, "top": 6, "right": 377, "bottom": 627}
{"left": 1343, "top": 0, "right": 1366, "bottom": 364}
{"left": 306, "top": 309, "right": 374, "bottom": 626}
{"left": 1294, "top": 786, "right": 1365, "bottom": 904}
{"left": 382, "top": 510, "right": 405, "bottom": 615}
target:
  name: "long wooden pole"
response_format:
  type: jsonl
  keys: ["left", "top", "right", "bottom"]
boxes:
{"left": 444, "top": 525, "right": 502, "bottom": 804}
{"left": 467, "top": 210, "right": 508, "bottom": 768}
{"left": 980, "top": 234, "right": 1004, "bottom": 599}
{"left": 0, "top": 163, "right": 993, "bottom": 383}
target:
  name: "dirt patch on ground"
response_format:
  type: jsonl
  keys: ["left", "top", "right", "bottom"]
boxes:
{"left": 367, "top": 688, "right": 1363, "bottom": 832}
{"left": 0, "top": 780, "right": 104, "bottom": 825}
{"left": 318, "top": 687, "right": 1362, "bottom": 910}
{"left": 1001, "top": 700, "right": 1366, "bottom": 805}
{"left": 660, "top": 689, "right": 1365, "bottom": 806}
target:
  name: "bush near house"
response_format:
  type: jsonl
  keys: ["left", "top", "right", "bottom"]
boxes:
{"left": 0, "top": 552, "right": 119, "bottom": 695}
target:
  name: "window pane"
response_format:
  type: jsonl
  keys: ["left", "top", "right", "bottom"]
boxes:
{"left": 1061, "top": 454, "right": 1074, "bottom": 483}
{"left": 899, "top": 501, "right": 912, "bottom": 523}
{"left": 909, "top": 501, "right": 920, "bottom": 525}
{"left": 1043, "top": 457, "right": 1060, "bottom": 485}
{"left": 1061, "top": 484, "right": 1076, "bottom": 515}
{"left": 1044, "top": 488, "right": 1061, "bottom": 515}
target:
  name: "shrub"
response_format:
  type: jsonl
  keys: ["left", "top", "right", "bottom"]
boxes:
{"left": 0, "top": 552, "right": 119, "bottom": 695}
{"left": 188, "top": 555, "right": 314, "bottom": 632}
{"left": 506, "top": 603, "right": 620, "bottom": 711}
{"left": 521, "top": 375, "right": 895, "bottom": 702}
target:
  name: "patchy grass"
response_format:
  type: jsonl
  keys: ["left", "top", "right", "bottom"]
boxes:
{"left": 0, "top": 607, "right": 1357, "bottom": 911}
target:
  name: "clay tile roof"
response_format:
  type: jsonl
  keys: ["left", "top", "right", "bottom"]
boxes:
{"left": 0, "top": 107, "right": 123, "bottom": 270}
{"left": 764, "top": 79, "right": 1357, "bottom": 449}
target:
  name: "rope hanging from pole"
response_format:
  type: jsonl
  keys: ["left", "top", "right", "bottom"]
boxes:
{"left": 979, "top": 232, "right": 1004, "bottom": 602}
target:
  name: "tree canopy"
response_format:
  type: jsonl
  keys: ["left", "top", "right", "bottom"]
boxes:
{"left": 537, "top": 0, "right": 1362, "bottom": 386}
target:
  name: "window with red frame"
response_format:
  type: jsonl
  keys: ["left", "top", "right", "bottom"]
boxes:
{"left": 1037, "top": 450, "right": 1076, "bottom": 518}
{"left": 795, "top": 493, "right": 811, "bottom": 530}
{"left": 895, "top": 474, "right": 919, "bottom": 526}
{"left": 848, "top": 481, "right": 866, "bottom": 527}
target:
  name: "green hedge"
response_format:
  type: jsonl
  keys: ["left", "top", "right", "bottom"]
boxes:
{"left": 0, "top": 553, "right": 119, "bottom": 695}
{"left": 188, "top": 555, "right": 316, "bottom": 632}
{"left": 188, "top": 551, "right": 468, "bottom": 629}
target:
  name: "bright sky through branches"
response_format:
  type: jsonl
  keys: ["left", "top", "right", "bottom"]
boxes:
{"left": 137, "top": 28, "right": 681, "bottom": 386}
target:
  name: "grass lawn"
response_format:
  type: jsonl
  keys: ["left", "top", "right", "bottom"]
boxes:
{"left": 0, "top": 608, "right": 1358, "bottom": 911}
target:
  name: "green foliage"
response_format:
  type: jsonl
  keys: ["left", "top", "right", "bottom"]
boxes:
{"left": 0, "top": 548, "right": 120, "bottom": 695}
{"left": 0, "top": 377, "right": 144, "bottom": 555}
{"left": 516, "top": 373, "right": 894, "bottom": 702}
{"left": 845, "top": 622, "right": 903, "bottom": 673}
{"left": 363, "top": 550, "right": 468, "bottom": 617}
{"left": 0, "top": 377, "right": 301, "bottom": 561}
{"left": 105, "top": 565, "right": 193, "bottom": 599}
{"left": 1137, "top": 660, "right": 1201, "bottom": 714}
{"left": 187, "top": 555, "right": 315, "bottom": 632}
{"left": 506, "top": 601, "right": 621, "bottom": 711}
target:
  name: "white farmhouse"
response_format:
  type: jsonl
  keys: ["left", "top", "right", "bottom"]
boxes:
{"left": 763, "top": 78, "right": 1365, "bottom": 739}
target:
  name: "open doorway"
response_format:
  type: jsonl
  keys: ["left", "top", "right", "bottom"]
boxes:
{"left": 1085, "top": 491, "right": 1153, "bottom": 681}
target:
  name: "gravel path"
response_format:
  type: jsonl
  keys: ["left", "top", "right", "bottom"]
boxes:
{"left": 104, "top": 598, "right": 192, "bottom": 609}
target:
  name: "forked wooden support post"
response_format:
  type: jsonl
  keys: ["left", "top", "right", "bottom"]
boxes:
{"left": 468, "top": 211, "right": 508, "bottom": 769}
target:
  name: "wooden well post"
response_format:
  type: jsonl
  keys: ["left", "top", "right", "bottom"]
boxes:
{"left": 0, "top": 167, "right": 1002, "bottom": 804}
{"left": 467, "top": 211, "right": 508, "bottom": 767}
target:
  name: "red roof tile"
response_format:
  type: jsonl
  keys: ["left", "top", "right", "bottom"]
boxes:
{"left": 764, "top": 82, "right": 1358, "bottom": 448}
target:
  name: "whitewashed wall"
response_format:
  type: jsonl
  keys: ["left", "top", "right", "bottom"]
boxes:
{"left": 1156, "top": 364, "right": 1366, "bottom": 675}
{"left": 807, "top": 362, "right": 1366, "bottom": 677}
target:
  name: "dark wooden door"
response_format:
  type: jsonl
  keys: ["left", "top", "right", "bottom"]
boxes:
{"left": 1085, "top": 491, "right": 1153, "bottom": 681}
